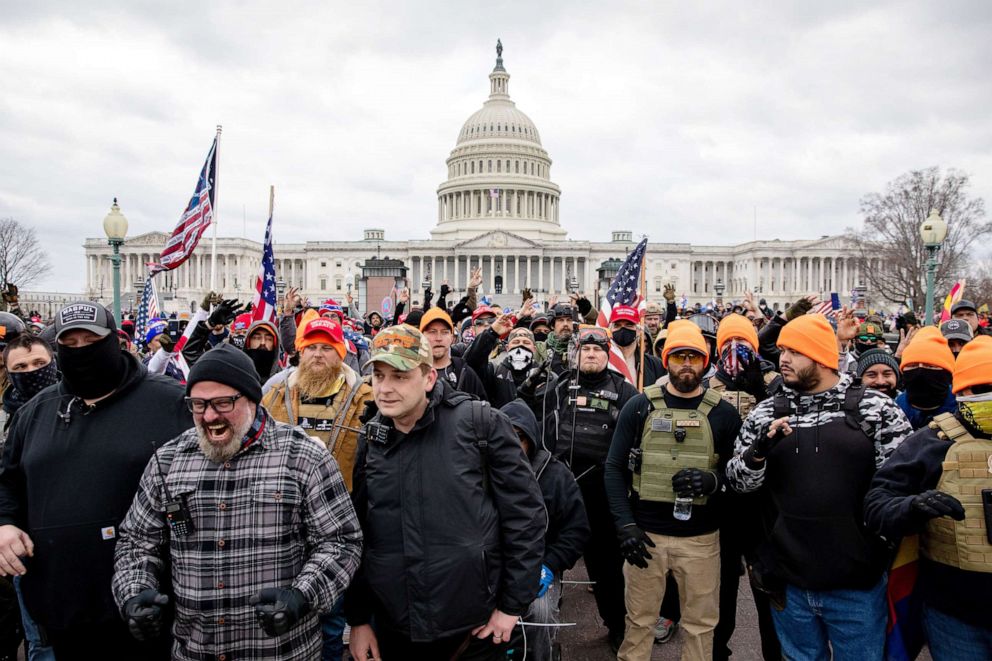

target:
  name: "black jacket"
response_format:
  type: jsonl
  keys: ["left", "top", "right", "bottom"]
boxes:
{"left": 501, "top": 400, "right": 589, "bottom": 576}
{"left": 463, "top": 328, "right": 520, "bottom": 408}
{"left": 864, "top": 421, "right": 992, "bottom": 629}
{"left": 435, "top": 355, "right": 487, "bottom": 401}
{"left": 345, "top": 380, "right": 547, "bottom": 641}
{"left": 0, "top": 354, "right": 192, "bottom": 634}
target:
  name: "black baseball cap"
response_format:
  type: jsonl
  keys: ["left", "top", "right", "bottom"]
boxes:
{"left": 55, "top": 301, "right": 116, "bottom": 340}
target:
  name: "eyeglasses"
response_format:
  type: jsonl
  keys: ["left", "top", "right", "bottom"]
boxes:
{"left": 856, "top": 335, "right": 881, "bottom": 343}
{"left": 668, "top": 351, "right": 705, "bottom": 365}
{"left": 185, "top": 394, "right": 244, "bottom": 414}
{"left": 474, "top": 317, "right": 495, "bottom": 328}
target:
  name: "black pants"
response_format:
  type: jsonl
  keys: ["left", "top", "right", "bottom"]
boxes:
{"left": 46, "top": 619, "right": 171, "bottom": 661}
{"left": 377, "top": 627, "right": 516, "bottom": 660}
{"left": 577, "top": 466, "right": 626, "bottom": 637}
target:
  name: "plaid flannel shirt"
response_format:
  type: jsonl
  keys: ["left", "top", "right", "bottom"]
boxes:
{"left": 112, "top": 409, "right": 363, "bottom": 661}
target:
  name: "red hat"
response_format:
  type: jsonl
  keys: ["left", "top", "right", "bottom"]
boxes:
{"left": 232, "top": 313, "right": 252, "bottom": 332}
{"left": 609, "top": 305, "right": 640, "bottom": 325}
{"left": 472, "top": 305, "right": 497, "bottom": 322}
{"left": 298, "top": 317, "right": 346, "bottom": 359}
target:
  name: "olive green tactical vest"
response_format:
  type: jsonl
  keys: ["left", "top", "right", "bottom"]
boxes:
{"left": 919, "top": 413, "right": 992, "bottom": 573}
{"left": 633, "top": 385, "right": 721, "bottom": 505}
{"left": 708, "top": 371, "right": 778, "bottom": 420}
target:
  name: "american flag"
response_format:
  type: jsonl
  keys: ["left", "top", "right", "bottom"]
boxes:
{"left": 134, "top": 273, "right": 161, "bottom": 346}
{"left": 250, "top": 214, "right": 277, "bottom": 324}
{"left": 596, "top": 237, "right": 648, "bottom": 384}
{"left": 149, "top": 136, "right": 217, "bottom": 275}
{"left": 810, "top": 294, "right": 841, "bottom": 318}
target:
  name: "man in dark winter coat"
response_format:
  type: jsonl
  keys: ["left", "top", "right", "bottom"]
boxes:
{"left": 0, "top": 302, "right": 192, "bottom": 659}
{"left": 501, "top": 399, "right": 589, "bottom": 661}
{"left": 345, "top": 326, "right": 546, "bottom": 660}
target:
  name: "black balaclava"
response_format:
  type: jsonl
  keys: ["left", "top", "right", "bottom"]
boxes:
{"left": 903, "top": 368, "right": 953, "bottom": 410}
{"left": 244, "top": 347, "right": 276, "bottom": 380}
{"left": 57, "top": 333, "right": 126, "bottom": 398}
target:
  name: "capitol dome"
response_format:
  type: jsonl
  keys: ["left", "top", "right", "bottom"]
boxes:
{"left": 431, "top": 41, "right": 566, "bottom": 241}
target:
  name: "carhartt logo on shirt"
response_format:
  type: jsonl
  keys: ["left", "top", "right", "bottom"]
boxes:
{"left": 101, "top": 526, "right": 116, "bottom": 540}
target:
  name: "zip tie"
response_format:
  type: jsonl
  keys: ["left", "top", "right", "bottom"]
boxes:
{"left": 516, "top": 621, "right": 578, "bottom": 627}
{"left": 561, "top": 580, "right": 596, "bottom": 585}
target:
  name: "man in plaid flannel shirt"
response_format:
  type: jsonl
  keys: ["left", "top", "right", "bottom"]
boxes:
{"left": 112, "top": 344, "right": 363, "bottom": 660}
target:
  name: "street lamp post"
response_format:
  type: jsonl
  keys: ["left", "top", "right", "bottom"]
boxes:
{"left": 919, "top": 209, "right": 948, "bottom": 326}
{"left": 102, "top": 198, "right": 129, "bottom": 325}
{"left": 714, "top": 279, "right": 725, "bottom": 307}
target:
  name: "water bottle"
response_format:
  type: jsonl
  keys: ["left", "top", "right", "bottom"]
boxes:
{"left": 673, "top": 496, "right": 693, "bottom": 521}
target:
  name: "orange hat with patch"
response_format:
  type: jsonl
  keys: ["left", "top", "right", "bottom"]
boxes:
{"left": 900, "top": 326, "right": 954, "bottom": 373}
{"left": 777, "top": 314, "right": 838, "bottom": 370}
{"left": 661, "top": 320, "right": 710, "bottom": 369}
{"left": 716, "top": 313, "right": 759, "bottom": 353}
{"left": 951, "top": 335, "right": 992, "bottom": 394}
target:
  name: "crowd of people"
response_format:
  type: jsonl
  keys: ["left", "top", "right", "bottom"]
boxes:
{"left": 0, "top": 276, "right": 989, "bottom": 661}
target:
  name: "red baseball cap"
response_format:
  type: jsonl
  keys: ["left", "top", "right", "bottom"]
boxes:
{"left": 299, "top": 317, "right": 346, "bottom": 358}
{"left": 609, "top": 305, "right": 640, "bottom": 325}
{"left": 472, "top": 305, "right": 498, "bottom": 322}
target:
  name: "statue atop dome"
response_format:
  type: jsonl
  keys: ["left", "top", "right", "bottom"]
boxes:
{"left": 496, "top": 38, "right": 502, "bottom": 58}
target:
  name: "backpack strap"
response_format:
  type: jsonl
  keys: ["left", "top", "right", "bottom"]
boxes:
{"left": 772, "top": 392, "right": 791, "bottom": 420}
{"left": 842, "top": 379, "right": 873, "bottom": 437}
{"left": 470, "top": 400, "right": 492, "bottom": 495}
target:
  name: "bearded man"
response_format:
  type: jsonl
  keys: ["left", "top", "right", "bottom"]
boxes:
{"left": 112, "top": 344, "right": 363, "bottom": 661}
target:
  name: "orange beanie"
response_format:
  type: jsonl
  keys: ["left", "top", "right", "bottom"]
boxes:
{"left": 900, "top": 326, "right": 955, "bottom": 373}
{"left": 777, "top": 314, "right": 839, "bottom": 370}
{"left": 662, "top": 321, "right": 710, "bottom": 369}
{"left": 952, "top": 335, "right": 992, "bottom": 394}
{"left": 716, "top": 313, "right": 759, "bottom": 353}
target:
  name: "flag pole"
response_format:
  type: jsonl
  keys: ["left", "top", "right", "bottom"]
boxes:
{"left": 637, "top": 244, "right": 648, "bottom": 392}
{"left": 210, "top": 124, "right": 222, "bottom": 292}
{"left": 268, "top": 184, "right": 275, "bottom": 220}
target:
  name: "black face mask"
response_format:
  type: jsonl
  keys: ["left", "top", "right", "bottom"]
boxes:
{"left": 613, "top": 328, "right": 637, "bottom": 348}
{"left": 244, "top": 347, "right": 276, "bottom": 379}
{"left": 533, "top": 331, "right": 548, "bottom": 343}
{"left": 903, "top": 368, "right": 952, "bottom": 410}
{"left": 230, "top": 334, "right": 246, "bottom": 350}
{"left": 9, "top": 361, "right": 60, "bottom": 400}
{"left": 57, "top": 333, "right": 126, "bottom": 398}
{"left": 854, "top": 341, "right": 877, "bottom": 356}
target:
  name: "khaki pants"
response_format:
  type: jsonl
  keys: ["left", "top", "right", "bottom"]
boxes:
{"left": 618, "top": 530, "right": 720, "bottom": 661}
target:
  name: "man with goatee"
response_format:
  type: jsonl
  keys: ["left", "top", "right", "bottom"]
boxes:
{"left": 605, "top": 321, "right": 742, "bottom": 661}
{"left": 112, "top": 344, "right": 363, "bottom": 661}
{"left": 261, "top": 316, "right": 372, "bottom": 660}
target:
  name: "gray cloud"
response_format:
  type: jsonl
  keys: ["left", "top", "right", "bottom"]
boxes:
{"left": 1, "top": 1, "right": 990, "bottom": 290}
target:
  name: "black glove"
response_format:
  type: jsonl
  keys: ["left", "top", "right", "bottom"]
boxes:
{"left": 672, "top": 468, "right": 718, "bottom": 498}
{"left": 123, "top": 588, "right": 170, "bottom": 641}
{"left": 439, "top": 284, "right": 451, "bottom": 298}
{"left": 618, "top": 525, "right": 656, "bottom": 569}
{"left": 424, "top": 287, "right": 433, "bottom": 304}
{"left": 735, "top": 355, "right": 768, "bottom": 402}
{"left": 749, "top": 421, "right": 787, "bottom": 461}
{"left": 207, "top": 299, "right": 242, "bottom": 327}
{"left": 250, "top": 587, "right": 310, "bottom": 637}
{"left": 785, "top": 298, "right": 813, "bottom": 321}
{"left": 911, "top": 490, "right": 966, "bottom": 522}
{"left": 157, "top": 334, "right": 175, "bottom": 352}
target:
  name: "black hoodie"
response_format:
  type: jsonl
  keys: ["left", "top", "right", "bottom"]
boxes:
{"left": 501, "top": 399, "right": 590, "bottom": 576}
{"left": 0, "top": 353, "right": 193, "bottom": 634}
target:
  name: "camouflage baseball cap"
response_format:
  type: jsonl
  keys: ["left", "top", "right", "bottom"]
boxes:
{"left": 366, "top": 325, "right": 433, "bottom": 371}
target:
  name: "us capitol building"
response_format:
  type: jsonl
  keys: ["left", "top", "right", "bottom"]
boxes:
{"left": 82, "top": 43, "right": 873, "bottom": 317}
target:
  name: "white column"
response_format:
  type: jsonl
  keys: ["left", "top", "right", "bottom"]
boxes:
{"left": 538, "top": 256, "right": 544, "bottom": 293}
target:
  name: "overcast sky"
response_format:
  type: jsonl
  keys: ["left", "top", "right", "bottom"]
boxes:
{"left": 3, "top": 1, "right": 991, "bottom": 291}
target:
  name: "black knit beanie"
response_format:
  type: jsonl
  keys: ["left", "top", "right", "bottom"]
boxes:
{"left": 185, "top": 344, "right": 263, "bottom": 403}
{"left": 856, "top": 348, "right": 900, "bottom": 379}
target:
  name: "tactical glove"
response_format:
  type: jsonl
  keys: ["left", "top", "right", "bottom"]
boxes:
{"left": 250, "top": 587, "right": 311, "bottom": 637}
{"left": 734, "top": 355, "right": 768, "bottom": 402}
{"left": 618, "top": 525, "right": 655, "bottom": 569}
{"left": 207, "top": 299, "right": 243, "bottom": 327}
{"left": 439, "top": 283, "right": 451, "bottom": 298}
{"left": 157, "top": 334, "right": 175, "bottom": 352}
{"left": 785, "top": 298, "right": 813, "bottom": 321}
{"left": 911, "top": 490, "right": 966, "bottom": 522}
{"left": 663, "top": 284, "right": 676, "bottom": 303}
{"left": 123, "top": 588, "right": 170, "bottom": 641}
{"left": 748, "top": 421, "right": 788, "bottom": 461}
{"left": 672, "top": 468, "right": 718, "bottom": 498}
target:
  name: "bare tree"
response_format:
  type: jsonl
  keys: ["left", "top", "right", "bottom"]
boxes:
{"left": 0, "top": 218, "right": 52, "bottom": 289}
{"left": 846, "top": 167, "right": 989, "bottom": 307}
{"left": 968, "top": 257, "right": 992, "bottom": 310}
